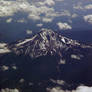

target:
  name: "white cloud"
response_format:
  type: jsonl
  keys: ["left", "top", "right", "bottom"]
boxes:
{"left": 71, "top": 54, "right": 84, "bottom": 60}
{"left": 50, "top": 79, "right": 65, "bottom": 85}
{"left": 19, "top": 78, "right": 25, "bottom": 83}
{"left": 84, "top": 15, "right": 92, "bottom": 24}
{"left": 16, "top": 18, "right": 27, "bottom": 23}
{"left": 0, "top": 88, "right": 19, "bottom": 92}
{"left": 12, "top": 65, "right": 17, "bottom": 70}
{"left": 72, "top": 13, "right": 78, "bottom": 18}
{"left": 0, "top": 0, "right": 76, "bottom": 23}
{"left": 38, "top": 0, "right": 55, "bottom": 6}
{"left": 48, "top": 87, "right": 64, "bottom": 92}
{"left": 85, "top": 4, "right": 92, "bottom": 9}
{"left": 1, "top": 0, "right": 92, "bottom": 29}
{"left": 45, "top": 0, "right": 55, "bottom": 6}
{"left": 1, "top": 65, "right": 9, "bottom": 71}
{"left": 73, "top": 2, "right": 83, "bottom": 10}
{"left": 59, "top": 59, "right": 66, "bottom": 64}
{"left": 60, "top": 10, "right": 71, "bottom": 17}
{"left": 71, "top": 54, "right": 81, "bottom": 60}
{"left": 6, "top": 18, "right": 12, "bottom": 23}
{"left": 41, "top": 28, "right": 52, "bottom": 31}
{"left": 0, "top": 0, "right": 56, "bottom": 22}
{"left": 42, "top": 17, "right": 53, "bottom": 23}
{"left": 57, "top": 22, "right": 72, "bottom": 30}
{"left": 73, "top": 3, "right": 92, "bottom": 11}
{"left": 72, "top": 86, "right": 92, "bottom": 92}
{"left": 47, "top": 86, "right": 92, "bottom": 92}
{"left": 0, "top": 0, "right": 20, "bottom": 17}
{"left": 26, "top": 30, "right": 32, "bottom": 35}
{"left": 27, "top": 4, "right": 56, "bottom": 22}
{"left": 36, "top": 23, "right": 43, "bottom": 27}
{"left": 0, "top": 43, "right": 11, "bottom": 54}
{"left": 28, "top": 14, "right": 41, "bottom": 21}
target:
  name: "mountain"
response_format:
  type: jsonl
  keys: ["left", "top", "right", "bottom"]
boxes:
{"left": 0, "top": 30, "right": 92, "bottom": 92}
{"left": 8, "top": 29, "right": 84, "bottom": 57}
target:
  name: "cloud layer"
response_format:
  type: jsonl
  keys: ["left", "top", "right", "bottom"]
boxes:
{"left": 0, "top": 0, "right": 92, "bottom": 38}
{"left": 47, "top": 85, "right": 92, "bottom": 92}
{"left": 84, "top": 15, "right": 92, "bottom": 24}
{"left": 57, "top": 22, "right": 72, "bottom": 30}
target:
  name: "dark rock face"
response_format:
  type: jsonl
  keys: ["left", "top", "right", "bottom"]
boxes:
{"left": 0, "top": 30, "right": 92, "bottom": 92}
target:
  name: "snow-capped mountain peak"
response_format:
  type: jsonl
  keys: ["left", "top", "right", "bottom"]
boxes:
{"left": 8, "top": 30, "right": 81, "bottom": 58}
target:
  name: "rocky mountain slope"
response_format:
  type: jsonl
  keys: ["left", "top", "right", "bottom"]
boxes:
{"left": 8, "top": 29, "right": 89, "bottom": 57}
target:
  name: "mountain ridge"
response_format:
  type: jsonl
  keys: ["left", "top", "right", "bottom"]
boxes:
{"left": 7, "top": 29, "right": 85, "bottom": 58}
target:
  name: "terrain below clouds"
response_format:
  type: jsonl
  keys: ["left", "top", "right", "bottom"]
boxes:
{"left": 0, "top": 30, "right": 92, "bottom": 92}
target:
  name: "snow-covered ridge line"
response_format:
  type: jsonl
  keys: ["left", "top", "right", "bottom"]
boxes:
{"left": 16, "top": 35, "right": 37, "bottom": 46}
